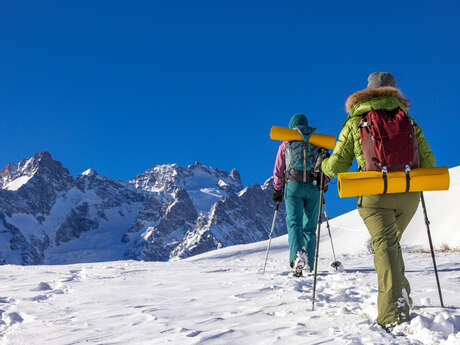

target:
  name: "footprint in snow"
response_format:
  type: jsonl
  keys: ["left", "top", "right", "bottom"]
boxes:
{"left": 197, "top": 317, "right": 225, "bottom": 325}
{"left": 62, "top": 269, "right": 84, "bottom": 282}
{"left": 186, "top": 330, "right": 202, "bottom": 337}
{"left": 4, "top": 312, "right": 23, "bottom": 325}
{"left": 198, "top": 329, "right": 235, "bottom": 343}
{"left": 141, "top": 307, "right": 161, "bottom": 315}
{"left": 177, "top": 328, "right": 202, "bottom": 337}
{"left": 0, "top": 310, "right": 25, "bottom": 337}
{"left": 30, "top": 282, "right": 68, "bottom": 302}
{"left": 31, "top": 295, "right": 50, "bottom": 302}
{"left": 32, "top": 282, "right": 53, "bottom": 291}
{"left": 203, "top": 268, "right": 231, "bottom": 273}
{"left": 0, "top": 297, "right": 15, "bottom": 304}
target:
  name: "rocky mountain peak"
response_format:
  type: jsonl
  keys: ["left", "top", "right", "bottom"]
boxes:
{"left": 129, "top": 163, "right": 182, "bottom": 193}
{"left": 229, "top": 168, "right": 242, "bottom": 185}
{"left": 262, "top": 177, "right": 274, "bottom": 190}
{"left": 0, "top": 151, "right": 73, "bottom": 191}
{"left": 80, "top": 168, "right": 98, "bottom": 177}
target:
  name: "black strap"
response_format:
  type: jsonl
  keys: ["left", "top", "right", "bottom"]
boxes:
{"left": 382, "top": 167, "right": 388, "bottom": 194}
{"left": 286, "top": 169, "right": 314, "bottom": 184}
{"left": 303, "top": 143, "right": 307, "bottom": 183}
{"left": 405, "top": 166, "right": 411, "bottom": 192}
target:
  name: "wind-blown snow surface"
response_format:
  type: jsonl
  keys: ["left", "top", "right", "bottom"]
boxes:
{"left": 0, "top": 236, "right": 459, "bottom": 345}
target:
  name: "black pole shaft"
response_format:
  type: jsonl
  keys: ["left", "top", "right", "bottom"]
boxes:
{"left": 263, "top": 202, "right": 280, "bottom": 274}
{"left": 312, "top": 172, "right": 324, "bottom": 311}
{"left": 421, "top": 192, "right": 445, "bottom": 308}
{"left": 323, "top": 200, "right": 337, "bottom": 262}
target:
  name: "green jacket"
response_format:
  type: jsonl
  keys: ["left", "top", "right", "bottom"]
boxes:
{"left": 322, "top": 87, "right": 436, "bottom": 178}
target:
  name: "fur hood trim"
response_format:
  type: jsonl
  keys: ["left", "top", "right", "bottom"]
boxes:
{"left": 345, "top": 86, "right": 410, "bottom": 113}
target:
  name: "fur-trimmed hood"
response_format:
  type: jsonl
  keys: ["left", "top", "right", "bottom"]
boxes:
{"left": 345, "top": 86, "right": 410, "bottom": 113}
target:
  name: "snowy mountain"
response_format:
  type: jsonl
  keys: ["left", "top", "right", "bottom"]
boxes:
{"left": 0, "top": 152, "right": 286, "bottom": 265}
{"left": 1, "top": 151, "right": 457, "bottom": 266}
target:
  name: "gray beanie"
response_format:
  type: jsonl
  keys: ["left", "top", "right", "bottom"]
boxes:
{"left": 367, "top": 72, "right": 397, "bottom": 88}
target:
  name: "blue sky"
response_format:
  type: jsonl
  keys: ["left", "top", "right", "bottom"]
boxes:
{"left": 1, "top": 1, "right": 459, "bottom": 217}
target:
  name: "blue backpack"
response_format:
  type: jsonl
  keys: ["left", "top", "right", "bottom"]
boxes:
{"left": 285, "top": 125, "right": 319, "bottom": 183}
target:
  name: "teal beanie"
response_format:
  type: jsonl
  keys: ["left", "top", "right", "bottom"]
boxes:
{"left": 288, "top": 113, "right": 309, "bottom": 129}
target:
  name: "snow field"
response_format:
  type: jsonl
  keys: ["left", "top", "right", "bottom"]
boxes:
{"left": 2, "top": 175, "right": 33, "bottom": 191}
{"left": 0, "top": 235, "right": 459, "bottom": 345}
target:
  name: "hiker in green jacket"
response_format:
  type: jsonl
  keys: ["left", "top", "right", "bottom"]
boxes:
{"left": 321, "top": 72, "right": 435, "bottom": 330}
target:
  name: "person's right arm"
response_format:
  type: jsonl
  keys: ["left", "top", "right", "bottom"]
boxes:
{"left": 321, "top": 121, "right": 356, "bottom": 178}
{"left": 412, "top": 119, "right": 435, "bottom": 168}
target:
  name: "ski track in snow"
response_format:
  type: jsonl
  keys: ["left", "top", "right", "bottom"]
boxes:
{"left": 0, "top": 238, "right": 459, "bottom": 345}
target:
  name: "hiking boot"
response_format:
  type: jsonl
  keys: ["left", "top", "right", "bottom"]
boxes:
{"left": 380, "top": 322, "right": 397, "bottom": 334}
{"left": 292, "top": 250, "right": 308, "bottom": 277}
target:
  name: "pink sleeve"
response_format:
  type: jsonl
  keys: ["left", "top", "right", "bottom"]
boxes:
{"left": 273, "top": 142, "right": 287, "bottom": 191}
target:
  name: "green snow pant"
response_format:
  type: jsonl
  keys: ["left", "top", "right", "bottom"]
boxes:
{"left": 358, "top": 192, "right": 420, "bottom": 326}
{"left": 284, "top": 181, "right": 320, "bottom": 269}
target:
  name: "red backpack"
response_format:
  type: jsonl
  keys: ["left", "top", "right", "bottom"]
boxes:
{"left": 359, "top": 108, "right": 420, "bottom": 192}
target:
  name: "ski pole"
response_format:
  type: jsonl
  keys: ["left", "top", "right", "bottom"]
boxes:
{"left": 312, "top": 172, "right": 325, "bottom": 311}
{"left": 323, "top": 199, "right": 342, "bottom": 270}
{"left": 263, "top": 202, "right": 280, "bottom": 274}
{"left": 421, "top": 192, "right": 445, "bottom": 308}
{"left": 323, "top": 199, "right": 337, "bottom": 262}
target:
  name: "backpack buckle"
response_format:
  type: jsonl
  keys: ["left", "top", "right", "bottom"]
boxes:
{"left": 358, "top": 119, "right": 372, "bottom": 128}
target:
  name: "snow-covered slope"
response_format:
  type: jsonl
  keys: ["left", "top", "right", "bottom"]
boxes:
{"left": 0, "top": 235, "right": 458, "bottom": 345}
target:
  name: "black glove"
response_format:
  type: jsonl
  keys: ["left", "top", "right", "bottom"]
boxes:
{"left": 320, "top": 149, "right": 331, "bottom": 159}
{"left": 314, "top": 149, "right": 331, "bottom": 172}
{"left": 272, "top": 189, "right": 283, "bottom": 203}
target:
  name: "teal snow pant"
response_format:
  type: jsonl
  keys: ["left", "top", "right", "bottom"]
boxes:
{"left": 284, "top": 181, "right": 320, "bottom": 269}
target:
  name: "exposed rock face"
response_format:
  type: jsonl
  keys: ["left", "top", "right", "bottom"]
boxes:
{"left": 55, "top": 202, "right": 99, "bottom": 246}
{"left": 0, "top": 152, "right": 74, "bottom": 217}
{"left": 125, "top": 188, "right": 199, "bottom": 261}
{"left": 0, "top": 152, "right": 287, "bottom": 265}
{"left": 171, "top": 178, "right": 286, "bottom": 259}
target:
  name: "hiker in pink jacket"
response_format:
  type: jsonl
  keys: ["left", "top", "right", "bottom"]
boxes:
{"left": 272, "top": 113, "right": 327, "bottom": 277}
